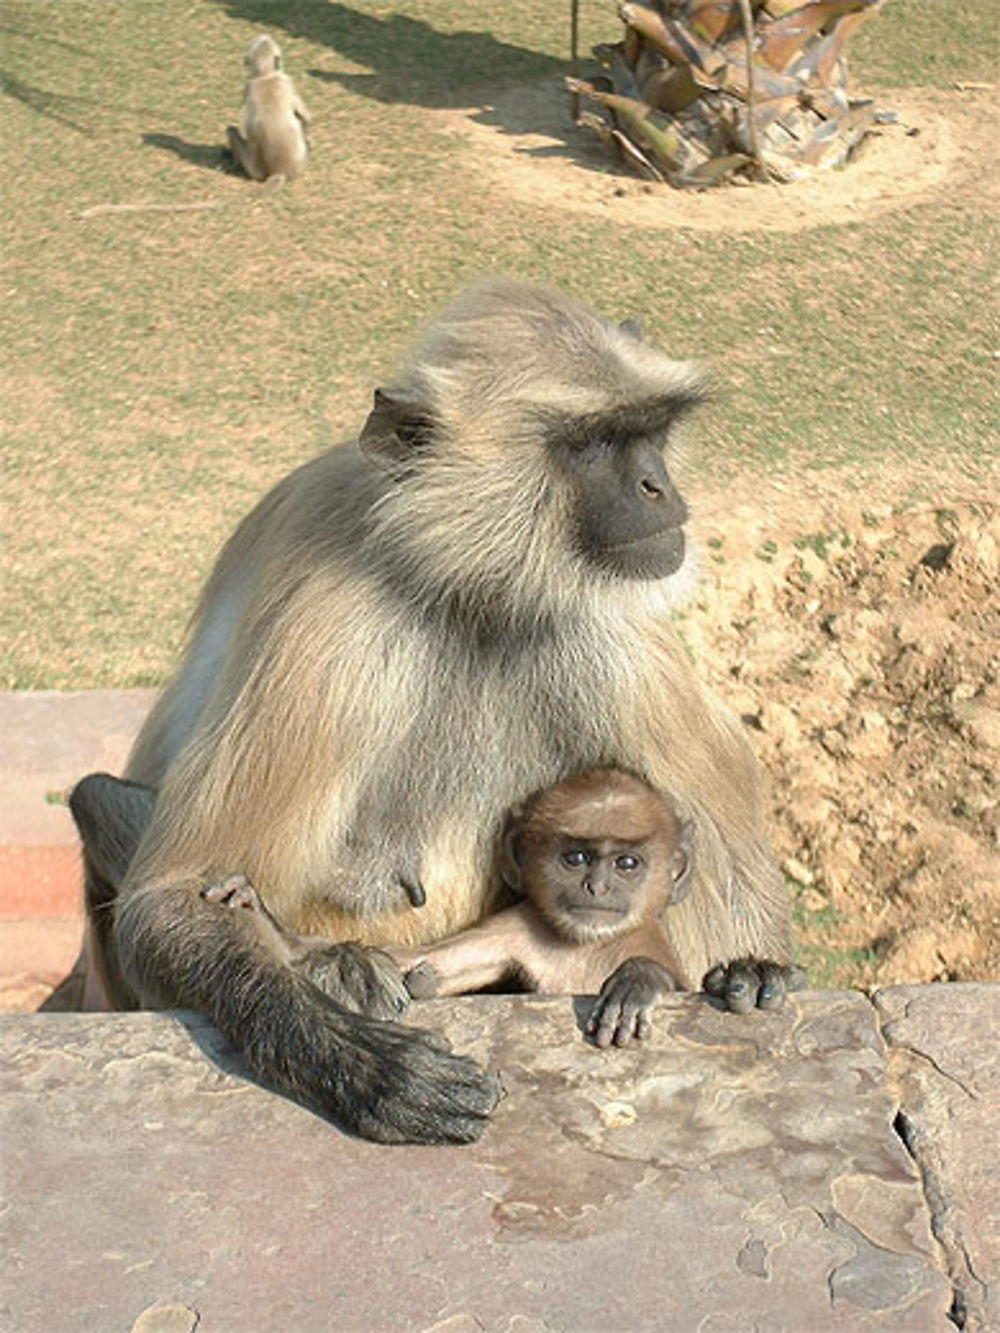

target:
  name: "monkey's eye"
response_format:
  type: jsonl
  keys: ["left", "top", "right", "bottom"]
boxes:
{"left": 561, "top": 849, "right": 590, "bottom": 869}
{"left": 614, "top": 854, "right": 641, "bottom": 873}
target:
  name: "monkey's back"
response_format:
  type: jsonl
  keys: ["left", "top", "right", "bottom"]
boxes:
{"left": 242, "top": 73, "right": 308, "bottom": 177}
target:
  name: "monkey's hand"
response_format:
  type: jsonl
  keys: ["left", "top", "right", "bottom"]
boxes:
{"left": 587, "top": 957, "right": 678, "bottom": 1049}
{"left": 702, "top": 957, "right": 807, "bottom": 1013}
{"left": 402, "top": 960, "right": 441, "bottom": 1000}
{"left": 293, "top": 941, "right": 412, "bottom": 1021}
{"left": 200, "top": 875, "right": 411, "bottom": 1021}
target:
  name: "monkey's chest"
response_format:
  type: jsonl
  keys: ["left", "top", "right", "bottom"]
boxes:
{"left": 307, "top": 655, "right": 627, "bottom": 938}
{"left": 519, "top": 935, "right": 636, "bottom": 996}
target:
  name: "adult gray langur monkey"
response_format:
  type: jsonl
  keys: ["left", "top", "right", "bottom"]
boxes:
{"left": 227, "top": 34, "right": 310, "bottom": 183}
{"left": 70, "top": 278, "right": 799, "bottom": 1144}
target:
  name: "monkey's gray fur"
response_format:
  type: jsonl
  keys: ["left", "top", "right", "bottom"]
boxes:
{"left": 71, "top": 278, "right": 794, "bottom": 1144}
{"left": 227, "top": 34, "right": 310, "bottom": 183}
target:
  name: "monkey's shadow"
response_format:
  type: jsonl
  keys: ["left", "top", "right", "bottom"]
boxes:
{"left": 175, "top": 1009, "right": 360, "bottom": 1130}
{"left": 142, "top": 132, "right": 243, "bottom": 176}
{"left": 175, "top": 1000, "right": 603, "bottom": 1131}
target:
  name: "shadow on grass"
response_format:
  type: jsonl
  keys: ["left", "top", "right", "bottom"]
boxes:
{"left": 221, "top": 1, "right": 568, "bottom": 116}
{"left": 0, "top": 67, "right": 90, "bottom": 133}
{"left": 142, "top": 133, "right": 243, "bottom": 176}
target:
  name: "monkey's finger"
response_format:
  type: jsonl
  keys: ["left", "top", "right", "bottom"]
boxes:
{"left": 634, "top": 1010, "right": 653, "bottom": 1041}
{"left": 347, "top": 1029, "right": 499, "bottom": 1144}
{"left": 588, "top": 998, "right": 622, "bottom": 1049}
{"left": 756, "top": 961, "right": 808, "bottom": 1010}
{"left": 702, "top": 963, "right": 729, "bottom": 998}
{"left": 722, "top": 964, "right": 759, "bottom": 1014}
{"left": 755, "top": 961, "right": 788, "bottom": 1011}
{"left": 613, "top": 996, "right": 644, "bottom": 1046}
{"left": 201, "top": 874, "right": 253, "bottom": 906}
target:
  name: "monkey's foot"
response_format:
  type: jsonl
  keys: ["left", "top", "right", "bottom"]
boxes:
{"left": 294, "top": 940, "right": 411, "bottom": 1020}
{"left": 587, "top": 957, "right": 677, "bottom": 1048}
{"left": 201, "top": 873, "right": 259, "bottom": 911}
{"left": 702, "top": 957, "right": 807, "bottom": 1013}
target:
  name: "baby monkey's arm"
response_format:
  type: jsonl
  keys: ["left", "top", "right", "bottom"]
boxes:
{"left": 391, "top": 905, "right": 535, "bottom": 998}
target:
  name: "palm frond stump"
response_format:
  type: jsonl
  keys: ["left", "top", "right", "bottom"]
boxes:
{"left": 568, "top": 0, "right": 889, "bottom": 187}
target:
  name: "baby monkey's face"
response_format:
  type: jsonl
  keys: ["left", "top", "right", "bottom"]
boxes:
{"left": 528, "top": 834, "right": 655, "bottom": 942}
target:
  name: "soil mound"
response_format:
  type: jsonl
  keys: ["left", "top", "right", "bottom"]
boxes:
{"left": 684, "top": 485, "right": 999, "bottom": 985}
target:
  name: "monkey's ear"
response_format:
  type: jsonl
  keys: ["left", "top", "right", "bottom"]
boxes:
{"left": 359, "top": 388, "right": 434, "bottom": 466}
{"left": 499, "top": 813, "right": 524, "bottom": 893}
{"left": 670, "top": 819, "right": 695, "bottom": 904}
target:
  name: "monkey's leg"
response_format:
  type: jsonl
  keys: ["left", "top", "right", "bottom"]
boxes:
{"left": 201, "top": 874, "right": 410, "bottom": 1021}
{"left": 118, "top": 881, "right": 500, "bottom": 1144}
{"left": 587, "top": 957, "right": 678, "bottom": 1048}
{"left": 226, "top": 126, "right": 265, "bottom": 181}
{"left": 702, "top": 958, "right": 807, "bottom": 1013}
{"left": 69, "top": 773, "right": 156, "bottom": 1011}
{"left": 70, "top": 772, "right": 155, "bottom": 888}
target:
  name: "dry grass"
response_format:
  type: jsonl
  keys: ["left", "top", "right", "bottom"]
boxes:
{"left": 1, "top": 0, "right": 997, "bottom": 686}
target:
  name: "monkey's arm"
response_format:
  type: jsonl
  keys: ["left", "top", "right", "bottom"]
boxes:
{"left": 293, "top": 93, "right": 312, "bottom": 128}
{"left": 392, "top": 906, "right": 534, "bottom": 999}
{"left": 109, "top": 604, "right": 498, "bottom": 1145}
{"left": 115, "top": 873, "right": 497, "bottom": 1144}
{"left": 633, "top": 641, "right": 799, "bottom": 1005}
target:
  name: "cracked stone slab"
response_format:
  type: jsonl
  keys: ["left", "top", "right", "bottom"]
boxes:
{"left": 1, "top": 993, "right": 954, "bottom": 1332}
{"left": 876, "top": 983, "right": 1000, "bottom": 1332}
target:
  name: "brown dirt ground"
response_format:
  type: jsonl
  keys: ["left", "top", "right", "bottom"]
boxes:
{"left": 685, "top": 475, "right": 999, "bottom": 987}
{"left": 437, "top": 84, "right": 996, "bottom": 232}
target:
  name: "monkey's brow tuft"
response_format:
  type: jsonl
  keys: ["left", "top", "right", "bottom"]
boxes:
{"left": 545, "top": 394, "right": 704, "bottom": 451}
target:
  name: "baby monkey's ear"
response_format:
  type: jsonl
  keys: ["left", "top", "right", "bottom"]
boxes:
{"left": 670, "top": 819, "right": 695, "bottom": 904}
{"left": 499, "top": 808, "right": 525, "bottom": 892}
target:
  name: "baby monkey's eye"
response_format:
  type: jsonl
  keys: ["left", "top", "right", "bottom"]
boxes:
{"left": 561, "top": 849, "right": 590, "bottom": 869}
{"left": 614, "top": 854, "right": 641, "bottom": 872}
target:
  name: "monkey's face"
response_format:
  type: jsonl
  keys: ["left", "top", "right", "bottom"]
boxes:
{"left": 529, "top": 837, "right": 655, "bottom": 943}
{"left": 569, "top": 439, "right": 687, "bottom": 580}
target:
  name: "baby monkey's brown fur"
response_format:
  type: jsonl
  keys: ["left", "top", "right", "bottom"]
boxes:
{"left": 393, "top": 770, "right": 692, "bottom": 1047}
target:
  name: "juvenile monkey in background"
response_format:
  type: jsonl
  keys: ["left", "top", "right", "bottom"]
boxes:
{"left": 393, "top": 769, "right": 694, "bottom": 1048}
{"left": 227, "top": 34, "right": 310, "bottom": 183}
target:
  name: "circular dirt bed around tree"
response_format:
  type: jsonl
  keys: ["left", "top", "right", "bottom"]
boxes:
{"left": 440, "top": 84, "right": 995, "bottom": 234}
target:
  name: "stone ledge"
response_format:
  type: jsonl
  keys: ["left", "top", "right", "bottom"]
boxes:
{"left": 0, "top": 690, "right": 154, "bottom": 918}
{"left": 4, "top": 986, "right": 996, "bottom": 1332}
{"left": 875, "top": 984, "right": 999, "bottom": 1332}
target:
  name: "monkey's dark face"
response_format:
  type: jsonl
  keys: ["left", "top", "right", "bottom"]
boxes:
{"left": 551, "top": 404, "right": 691, "bottom": 582}
{"left": 529, "top": 836, "right": 656, "bottom": 943}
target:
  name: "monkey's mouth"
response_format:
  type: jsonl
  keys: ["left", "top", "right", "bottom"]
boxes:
{"left": 602, "top": 528, "right": 686, "bottom": 580}
{"left": 566, "top": 904, "right": 629, "bottom": 925}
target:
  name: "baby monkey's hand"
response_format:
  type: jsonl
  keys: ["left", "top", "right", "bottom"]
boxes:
{"left": 403, "top": 960, "right": 442, "bottom": 1000}
{"left": 587, "top": 957, "right": 678, "bottom": 1048}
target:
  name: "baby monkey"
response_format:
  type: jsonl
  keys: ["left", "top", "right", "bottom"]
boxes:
{"left": 227, "top": 34, "right": 311, "bottom": 183}
{"left": 394, "top": 769, "right": 693, "bottom": 1048}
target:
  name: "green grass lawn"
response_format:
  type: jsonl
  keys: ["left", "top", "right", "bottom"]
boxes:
{"left": 2, "top": 0, "right": 997, "bottom": 687}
